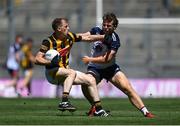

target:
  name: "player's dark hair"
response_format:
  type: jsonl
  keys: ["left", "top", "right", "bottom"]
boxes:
{"left": 15, "top": 34, "right": 23, "bottom": 43}
{"left": 26, "top": 37, "right": 33, "bottom": 43}
{"left": 103, "top": 12, "right": 119, "bottom": 28}
{"left": 52, "top": 18, "right": 68, "bottom": 31}
{"left": 15, "top": 34, "right": 23, "bottom": 39}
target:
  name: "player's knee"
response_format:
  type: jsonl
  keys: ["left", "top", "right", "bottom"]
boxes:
{"left": 68, "top": 69, "right": 76, "bottom": 78}
{"left": 87, "top": 76, "right": 96, "bottom": 86}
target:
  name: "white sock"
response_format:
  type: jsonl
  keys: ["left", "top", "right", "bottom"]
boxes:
{"left": 140, "top": 106, "right": 149, "bottom": 115}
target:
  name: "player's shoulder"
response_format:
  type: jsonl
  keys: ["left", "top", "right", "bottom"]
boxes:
{"left": 67, "top": 31, "right": 75, "bottom": 38}
{"left": 42, "top": 37, "right": 50, "bottom": 44}
{"left": 67, "top": 32, "right": 77, "bottom": 42}
{"left": 22, "top": 44, "right": 29, "bottom": 52}
{"left": 112, "top": 32, "right": 120, "bottom": 41}
{"left": 40, "top": 37, "right": 51, "bottom": 51}
{"left": 92, "top": 26, "right": 102, "bottom": 31}
{"left": 93, "top": 25, "right": 101, "bottom": 30}
{"left": 90, "top": 26, "right": 103, "bottom": 35}
{"left": 111, "top": 32, "right": 121, "bottom": 48}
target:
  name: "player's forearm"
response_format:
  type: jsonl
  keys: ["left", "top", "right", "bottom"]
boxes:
{"left": 82, "top": 35, "right": 104, "bottom": 42}
{"left": 88, "top": 52, "right": 114, "bottom": 64}
{"left": 35, "top": 53, "right": 51, "bottom": 66}
{"left": 77, "top": 32, "right": 90, "bottom": 36}
{"left": 88, "top": 56, "right": 108, "bottom": 64}
{"left": 35, "top": 57, "right": 51, "bottom": 66}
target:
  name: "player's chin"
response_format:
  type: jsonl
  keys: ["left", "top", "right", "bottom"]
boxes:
{"left": 103, "top": 30, "right": 110, "bottom": 34}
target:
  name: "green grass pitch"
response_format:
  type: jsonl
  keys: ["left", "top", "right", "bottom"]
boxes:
{"left": 0, "top": 98, "right": 180, "bottom": 125}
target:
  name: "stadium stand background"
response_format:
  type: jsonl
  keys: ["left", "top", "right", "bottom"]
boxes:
{"left": 0, "top": 0, "right": 180, "bottom": 79}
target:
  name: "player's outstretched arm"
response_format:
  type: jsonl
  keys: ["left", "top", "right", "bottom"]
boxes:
{"left": 77, "top": 32, "right": 104, "bottom": 42}
{"left": 77, "top": 32, "right": 91, "bottom": 36}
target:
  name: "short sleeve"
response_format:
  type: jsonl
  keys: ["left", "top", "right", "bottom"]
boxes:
{"left": 104, "top": 33, "right": 121, "bottom": 51}
{"left": 90, "top": 27, "right": 102, "bottom": 35}
{"left": 72, "top": 33, "right": 82, "bottom": 42}
{"left": 111, "top": 33, "right": 121, "bottom": 51}
{"left": 39, "top": 39, "right": 50, "bottom": 53}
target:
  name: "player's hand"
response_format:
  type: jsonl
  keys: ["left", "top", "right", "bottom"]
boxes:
{"left": 82, "top": 56, "right": 90, "bottom": 64}
{"left": 51, "top": 54, "right": 61, "bottom": 67}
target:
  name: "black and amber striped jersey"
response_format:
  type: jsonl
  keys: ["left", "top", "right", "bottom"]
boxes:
{"left": 20, "top": 44, "right": 34, "bottom": 69}
{"left": 40, "top": 32, "right": 82, "bottom": 68}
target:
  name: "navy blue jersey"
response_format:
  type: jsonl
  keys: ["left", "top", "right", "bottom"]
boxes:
{"left": 88, "top": 26, "right": 121, "bottom": 69}
{"left": 90, "top": 26, "right": 121, "bottom": 51}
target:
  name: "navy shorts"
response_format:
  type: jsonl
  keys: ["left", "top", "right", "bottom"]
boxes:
{"left": 87, "top": 64, "right": 121, "bottom": 83}
{"left": 7, "top": 68, "right": 19, "bottom": 78}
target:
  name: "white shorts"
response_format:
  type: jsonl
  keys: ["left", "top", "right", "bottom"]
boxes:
{"left": 45, "top": 67, "right": 66, "bottom": 85}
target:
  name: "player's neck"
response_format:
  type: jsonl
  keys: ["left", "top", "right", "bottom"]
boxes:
{"left": 53, "top": 32, "right": 66, "bottom": 41}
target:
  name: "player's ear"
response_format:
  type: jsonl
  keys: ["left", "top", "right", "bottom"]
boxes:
{"left": 113, "top": 26, "right": 116, "bottom": 30}
{"left": 57, "top": 28, "right": 60, "bottom": 32}
{"left": 57, "top": 27, "right": 61, "bottom": 32}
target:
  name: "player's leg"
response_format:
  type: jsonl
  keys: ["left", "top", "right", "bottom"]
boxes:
{"left": 81, "top": 75, "right": 98, "bottom": 116}
{"left": 81, "top": 67, "right": 102, "bottom": 106}
{"left": 6, "top": 69, "right": 19, "bottom": 88}
{"left": 74, "top": 71, "right": 99, "bottom": 102}
{"left": 110, "top": 71, "right": 154, "bottom": 118}
{"left": 0, "top": 69, "right": 19, "bottom": 95}
{"left": 81, "top": 78, "right": 94, "bottom": 106}
{"left": 19, "top": 69, "right": 33, "bottom": 88}
{"left": 56, "top": 68, "right": 76, "bottom": 94}
{"left": 81, "top": 83, "right": 97, "bottom": 116}
{"left": 55, "top": 68, "right": 77, "bottom": 111}
{"left": 76, "top": 71, "right": 109, "bottom": 116}
{"left": 17, "top": 69, "right": 33, "bottom": 96}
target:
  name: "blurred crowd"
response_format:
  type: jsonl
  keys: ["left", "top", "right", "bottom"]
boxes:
{"left": 0, "top": 34, "right": 35, "bottom": 97}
